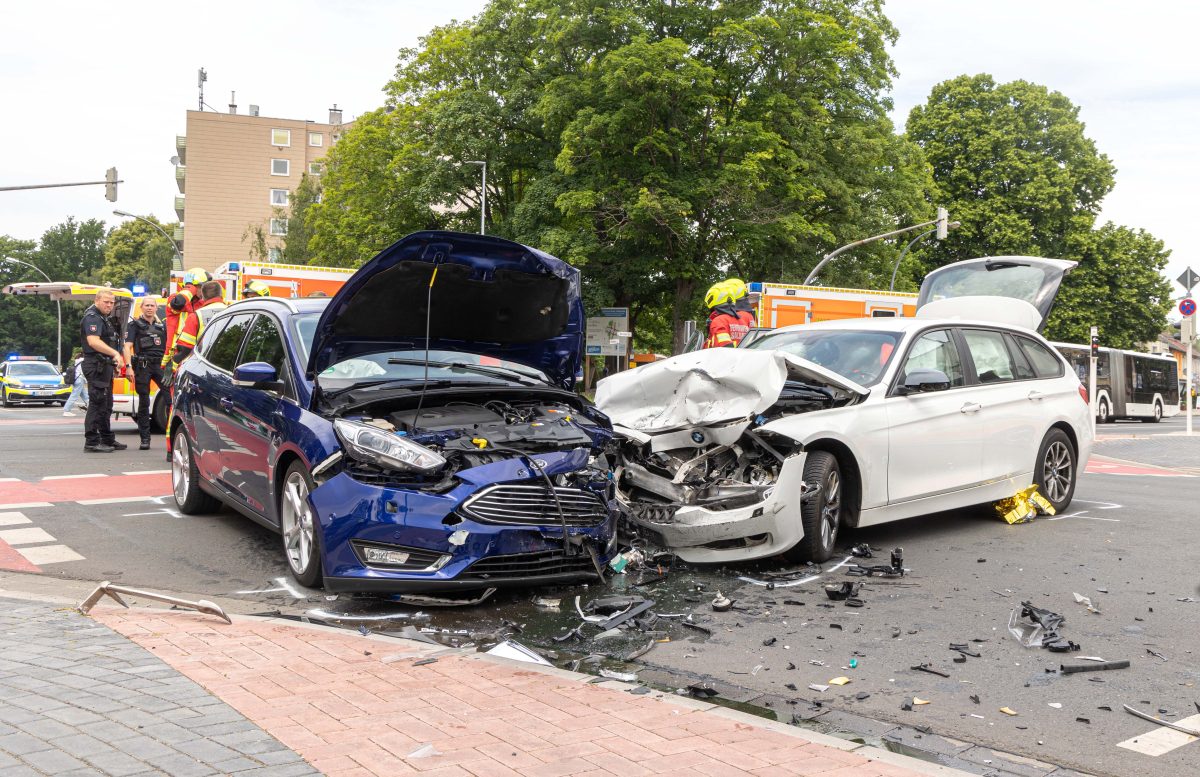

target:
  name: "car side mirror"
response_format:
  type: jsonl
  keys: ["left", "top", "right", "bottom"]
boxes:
{"left": 233, "top": 361, "right": 283, "bottom": 391}
{"left": 901, "top": 368, "right": 951, "bottom": 394}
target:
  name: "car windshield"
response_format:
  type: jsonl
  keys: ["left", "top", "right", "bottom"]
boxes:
{"left": 7, "top": 362, "right": 58, "bottom": 377}
{"left": 742, "top": 329, "right": 901, "bottom": 385}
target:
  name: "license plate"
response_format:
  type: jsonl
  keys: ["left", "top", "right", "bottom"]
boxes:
{"left": 35, "top": 391, "right": 53, "bottom": 396}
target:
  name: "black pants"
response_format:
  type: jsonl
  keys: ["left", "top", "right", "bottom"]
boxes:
{"left": 82, "top": 358, "right": 114, "bottom": 447}
{"left": 134, "top": 360, "right": 164, "bottom": 441}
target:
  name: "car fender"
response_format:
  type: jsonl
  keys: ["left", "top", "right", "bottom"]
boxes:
{"left": 760, "top": 401, "right": 890, "bottom": 511}
{"left": 266, "top": 403, "right": 339, "bottom": 522}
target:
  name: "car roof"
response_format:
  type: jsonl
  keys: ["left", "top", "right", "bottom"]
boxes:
{"left": 772, "top": 316, "right": 1043, "bottom": 336}
{"left": 222, "top": 297, "right": 330, "bottom": 317}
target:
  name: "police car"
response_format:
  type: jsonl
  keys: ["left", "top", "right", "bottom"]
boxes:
{"left": 0, "top": 356, "right": 70, "bottom": 407}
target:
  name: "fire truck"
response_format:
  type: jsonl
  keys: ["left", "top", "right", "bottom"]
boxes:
{"left": 169, "top": 261, "right": 355, "bottom": 300}
{"left": 750, "top": 281, "right": 918, "bottom": 328}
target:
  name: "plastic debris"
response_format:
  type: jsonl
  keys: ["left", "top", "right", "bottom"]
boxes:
{"left": 850, "top": 543, "right": 873, "bottom": 558}
{"left": 407, "top": 743, "right": 441, "bottom": 758}
{"left": 949, "top": 643, "right": 982, "bottom": 658}
{"left": 824, "top": 581, "right": 860, "bottom": 601}
{"left": 599, "top": 669, "right": 638, "bottom": 682}
{"left": 847, "top": 547, "right": 905, "bottom": 577}
{"left": 1060, "top": 660, "right": 1129, "bottom": 674}
{"left": 829, "top": 676, "right": 851, "bottom": 686}
{"left": 848, "top": 658, "right": 858, "bottom": 669}
{"left": 1123, "top": 704, "right": 1200, "bottom": 737}
{"left": 901, "top": 701, "right": 913, "bottom": 711}
{"left": 808, "top": 683, "right": 830, "bottom": 692}
{"left": 1146, "top": 648, "right": 1168, "bottom": 661}
{"left": 970, "top": 695, "right": 981, "bottom": 705}
{"left": 485, "top": 640, "right": 553, "bottom": 666}
{"left": 412, "top": 657, "right": 438, "bottom": 666}
{"left": 913, "top": 697, "right": 931, "bottom": 706}
{"left": 855, "top": 692, "right": 870, "bottom": 700}
{"left": 1008, "top": 601, "right": 1079, "bottom": 652}
{"left": 1048, "top": 703, "right": 1063, "bottom": 709}
{"left": 1000, "top": 707, "right": 1019, "bottom": 716}
{"left": 1072, "top": 592, "right": 1100, "bottom": 614}
{"left": 712, "top": 592, "right": 732, "bottom": 612}
{"left": 533, "top": 596, "right": 561, "bottom": 609}
{"left": 762, "top": 637, "right": 777, "bottom": 647}
{"left": 993, "top": 484, "right": 1056, "bottom": 524}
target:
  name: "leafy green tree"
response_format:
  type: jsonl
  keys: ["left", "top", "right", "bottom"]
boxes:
{"left": 0, "top": 236, "right": 58, "bottom": 361}
{"left": 282, "top": 174, "right": 322, "bottom": 265}
{"left": 906, "top": 74, "right": 1169, "bottom": 346}
{"left": 1046, "top": 224, "right": 1174, "bottom": 348}
{"left": 311, "top": 0, "right": 930, "bottom": 351}
{"left": 35, "top": 217, "right": 107, "bottom": 282}
{"left": 101, "top": 216, "right": 175, "bottom": 293}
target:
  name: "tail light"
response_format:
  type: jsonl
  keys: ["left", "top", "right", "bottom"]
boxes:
{"left": 1078, "top": 384, "right": 1088, "bottom": 405}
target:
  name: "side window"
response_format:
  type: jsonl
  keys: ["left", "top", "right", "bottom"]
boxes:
{"left": 194, "top": 316, "right": 229, "bottom": 357}
{"left": 1018, "top": 337, "right": 1064, "bottom": 378}
{"left": 239, "top": 315, "right": 292, "bottom": 395}
{"left": 901, "top": 330, "right": 965, "bottom": 388}
{"left": 205, "top": 315, "right": 254, "bottom": 372}
{"left": 962, "top": 329, "right": 1019, "bottom": 383}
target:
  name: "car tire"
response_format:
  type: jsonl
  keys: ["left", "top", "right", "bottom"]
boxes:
{"left": 172, "top": 428, "right": 219, "bottom": 514}
{"left": 1142, "top": 401, "right": 1162, "bottom": 423}
{"left": 0, "top": 390, "right": 9, "bottom": 407}
{"left": 787, "top": 451, "right": 841, "bottom": 563}
{"left": 151, "top": 394, "right": 169, "bottom": 434}
{"left": 1033, "top": 428, "right": 1076, "bottom": 513}
{"left": 278, "top": 461, "right": 323, "bottom": 589}
{"left": 1096, "top": 398, "right": 1110, "bottom": 424}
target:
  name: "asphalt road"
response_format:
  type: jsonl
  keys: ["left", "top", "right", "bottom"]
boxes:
{"left": 2, "top": 404, "right": 1198, "bottom": 776}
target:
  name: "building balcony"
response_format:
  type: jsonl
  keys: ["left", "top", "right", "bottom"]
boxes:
{"left": 174, "top": 196, "right": 185, "bottom": 220}
{"left": 173, "top": 225, "right": 184, "bottom": 243}
{"left": 175, "top": 165, "right": 186, "bottom": 193}
{"left": 176, "top": 135, "right": 186, "bottom": 164}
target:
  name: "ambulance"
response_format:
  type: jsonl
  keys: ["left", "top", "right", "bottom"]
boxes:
{"left": 169, "top": 261, "right": 355, "bottom": 301}
{"left": 751, "top": 281, "right": 918, "bottom": 328}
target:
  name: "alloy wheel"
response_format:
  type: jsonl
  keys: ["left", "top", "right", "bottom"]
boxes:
{"left": 821, "top": 470, "right": 841, "bottom": 549}
{"left": 281, "top": 471, "right": 315, "bottom": 575}
{"left": 1041, "top": 441, "right": 1073, "bottom": 503}
{"left": 172, "top": 438, "right": 189, "bottom": 504}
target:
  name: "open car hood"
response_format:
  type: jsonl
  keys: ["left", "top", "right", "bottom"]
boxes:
{"left": 305, "top": 231, "right": 584, "bottom": 389}
{"left": 916, "top": 256, "right": 1077, "bottom": 332}
{"left": 594, "top": 348, "right": 867, "bottom": 433}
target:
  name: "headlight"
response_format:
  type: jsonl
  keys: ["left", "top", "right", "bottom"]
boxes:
{"left": 333, "top": 418, "right": 446, "bottom": 473}
{"left": 10, "top": 382, "right": 23, "bottom": 389}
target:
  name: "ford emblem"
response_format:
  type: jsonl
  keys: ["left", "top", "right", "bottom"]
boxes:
{"left": 691, "top": 432, "right": 705, "bottom": 444}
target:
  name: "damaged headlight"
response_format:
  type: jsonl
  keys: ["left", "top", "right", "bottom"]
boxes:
{"left": 333, "top": 418, "right": 446, "bottom": 473}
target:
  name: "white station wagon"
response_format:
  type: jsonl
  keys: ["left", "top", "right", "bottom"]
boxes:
{"left": 597, "top": 256, "right": 1093, "bottom": 563}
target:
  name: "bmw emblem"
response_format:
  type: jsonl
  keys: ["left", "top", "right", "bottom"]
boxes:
{"left": 691, "top": 431, "right": 705, "bottom": 444}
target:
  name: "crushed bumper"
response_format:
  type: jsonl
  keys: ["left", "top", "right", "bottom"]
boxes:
{"left": 620, "top": 454, "right": 809, "bottom": 564}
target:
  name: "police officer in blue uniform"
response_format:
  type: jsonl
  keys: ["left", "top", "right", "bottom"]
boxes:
{"left": 79, "top": 289, "right": 127, "bottom": 453}
{"left": 125, "top": 297, "right": 166, "bottom": 450}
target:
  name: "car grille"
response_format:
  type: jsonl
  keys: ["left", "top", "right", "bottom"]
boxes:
{"left": 461, "top": 549, "right": 598, "bottom": 581}
{"left": 461, "top": 485, "right": 609, "bottom": 527}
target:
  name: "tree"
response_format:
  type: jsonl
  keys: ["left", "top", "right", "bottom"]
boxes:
{"left": 906, "top": 75, "right": 1169, "bottom": 345}
{"left": 101, "top": 217, "right": 175, "bottom": 293}
{"left": 310, "top": 0, "right": 930, "bottom": 351}
{"left": 35, "top": 217, "right": 107, "bottom": 283}
{"left": 0, "top": 236, "right": 58, "bottom": 361}
{"left": 1046, "top": 224, "right": 1174, "bottom": 348}
{"left": 282, "top": 174, "right": 322, "bottom": 265}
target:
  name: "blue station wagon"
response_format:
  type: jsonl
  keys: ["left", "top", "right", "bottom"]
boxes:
{"left": 169, "top": 232, "right": 618, "bottom": 593}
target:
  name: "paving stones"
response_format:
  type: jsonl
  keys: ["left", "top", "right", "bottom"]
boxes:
{"left": 0, "top": 597, "right": 315, "bottom": 776}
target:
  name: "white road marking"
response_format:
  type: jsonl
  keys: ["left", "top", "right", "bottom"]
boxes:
{"left": 0, "top": 512, "right": 32, "bottom": 526}
{"left": 76, "top": 496, "right": 161, "bottom": 505}
{"left": 123, "top": 508, "right": 183, "bottom": 519}
{"left": 1046, "top": 511, "right": 1120, "bottom": 523}
{"left": 0, "top": 527, "right": 57, "bottom": 546}
{"left": 1117, "top": 713, "right": 1200, "bottom": 756}
{"left": 122, "top": 470, "right": 171, "bottom": 476}
{"left": 0, "top": 478, "right": 20, "bottom": 482}
{"left": 1073, "top": 499, "right": 1123, "bottom": 510}
{"left": 41, "top": 473, "right": 105, "bottom": 480}
{"left": 0, "top": 502, "right": 53, "bottom": 510}
{"left": 17, "top": 544, "right": 84, "bottom": 565}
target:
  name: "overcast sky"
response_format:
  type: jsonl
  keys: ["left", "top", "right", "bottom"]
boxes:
{"left": 3, "top": 0, "right": 1196, "bottom": 295}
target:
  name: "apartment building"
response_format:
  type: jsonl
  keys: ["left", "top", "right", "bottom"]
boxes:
{"left": 173, "top": 106, "right": 345, "bottom": 272}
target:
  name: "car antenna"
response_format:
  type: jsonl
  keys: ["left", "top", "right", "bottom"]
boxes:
{"left": 410, "top": 261, "right": 440, "bottom": 433}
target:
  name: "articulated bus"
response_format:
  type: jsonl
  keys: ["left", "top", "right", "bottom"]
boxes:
{"left": 1053, "top": 343, "right": 1179, "bottom": 423}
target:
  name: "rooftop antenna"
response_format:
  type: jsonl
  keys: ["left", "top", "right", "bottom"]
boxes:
{"left": 197, "top": 67, "right": 207, "bottom": 111}
{"left": 228, "top": 90, "right": 237, "bottom": 114}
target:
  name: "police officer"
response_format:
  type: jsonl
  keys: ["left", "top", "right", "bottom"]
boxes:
{"left": 79, "top": 289, "right": 127, "bottom": 453}
{"left": 125, "top": 297, "right": 166, "bottom": 450}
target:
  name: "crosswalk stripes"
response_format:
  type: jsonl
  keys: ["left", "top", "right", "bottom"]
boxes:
{"left": 0, "top": 509, "right": 85, "bottom": 572}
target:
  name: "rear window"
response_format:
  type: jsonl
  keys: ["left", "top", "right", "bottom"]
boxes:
{"left": 1017, "top": 337, "right": 1064, "bottom": 379}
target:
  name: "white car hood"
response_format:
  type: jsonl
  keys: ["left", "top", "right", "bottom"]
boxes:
{"left": 594, "top": 348, "right": 866, "bottom": 433}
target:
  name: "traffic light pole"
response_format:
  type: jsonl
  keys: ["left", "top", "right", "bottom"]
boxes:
{"left": 0, "top": 168, "right": 121, "bottom": 201}
{"left": 1089, "top": 326, "right": 1099, "bottom": 438}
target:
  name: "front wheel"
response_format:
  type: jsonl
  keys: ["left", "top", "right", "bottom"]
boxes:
{"left": 1033, "top": 429, "right": 1077, "bottom": 513}
{"left": 786, "top": 451, "right": 842, "bottom": 563}
{"left": 172, "top": 428, "right": 219, "bottom": 514}
{"left": 278, "top": 462, "right": 323, "bottom": 588}
{"left": 0, "top": 390, "right": 9, "bottom": 407}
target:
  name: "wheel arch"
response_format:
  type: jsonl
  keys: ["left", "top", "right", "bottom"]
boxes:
{"left": 803, "top": 438, "right": 862, "bottom": 529}
{"left": 1049, "top": 421, "right": 1078, "bottom": 457}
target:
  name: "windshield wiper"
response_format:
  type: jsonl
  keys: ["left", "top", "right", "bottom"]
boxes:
{"left": 386, "top": 358, "right": 541, "bottom": 385}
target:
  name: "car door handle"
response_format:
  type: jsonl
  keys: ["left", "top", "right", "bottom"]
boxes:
{"left": 219, "top": 397, "right": 234, "bottom": 411}
{"left": 960, "top": 402, "right": 983, "bottom": 414}
{"left": 1027, "top": 390, "right": 1046, "bottom": 401}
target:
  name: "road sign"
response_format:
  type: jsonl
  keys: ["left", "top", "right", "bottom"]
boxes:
{"left": 1177, "top": 267, "right": 1200, "bottom": 293}
{"left": 1180, "top": 298, "right": 1196, "bottom": 317}
{"left": 585, "top": 307, "right": 629, "bottom": 356}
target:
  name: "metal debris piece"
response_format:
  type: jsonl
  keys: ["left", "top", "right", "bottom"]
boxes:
{"left": 1076, "top": 717, "right": 1090, "bottom": 724}
{"left": 825, "top": 582, "right": 861, "bottom": 601}
{"left": 809, "top": 683, "right": 830, "bottom": 692}
{"left": 599, "top": 599, "right": 656, "bottom": 630}
{"left": 485, "top": 640, "right": 552, "bottom": 666}
{"left": 625, "top": 641, "right": 657, "bottom": 661}
{"left": 680, "top": 620, "right": 712, "bottom": 636}
{"left": 1072, "top": 592, "right": 1101, "bottom": 614}
{"left": 1146, "top": 648, "right": 1168, "bottom": 661}
{"left": 762, "top": 637, "right": 777, "bottom": 647}
{"left": 911, "top": 663, "right": 950, "bottom": 678}
{"left": 552, "top": 625, "right": 585, "bottom": 643}
{"left": 953, "top": 655, "right": 967, "bottom": 664}
{"left": 412, "top": 658, "right": 438, "bottom": 666}
{"left": 77, "top": 581, "right": 232, "bottom": 624}
{"left": 712, "top": 592, "right": 732, "bottom": 612}
{"left": 599, "top": 669, "right": 638, "bottom": 682}
{"left": 395, "top": 587, "right": 496, "bottom": 607}
{"left": 1122, "top": 705, "right": 1200, "bottom": 737}
{"left": 1061, "top": 660, "right": 1129, "bottom": 674}
{"left": 970, "top": 695, "right": 980, "bottom": 705}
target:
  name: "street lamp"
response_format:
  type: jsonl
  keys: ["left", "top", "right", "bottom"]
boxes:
{"left": 461, "top": 161, "right": 487, "bottom": 235}
{"left": 804, "top": 208, "right": 953, "bottom": 286}
{"left": 113, "top": 210, "right": 184, "bottom": 271}
{"left": 889, "top": 221, "right": 961, "bottom": 291}
{"left": 0, "top": 256, "right": 61, "bottom": 368}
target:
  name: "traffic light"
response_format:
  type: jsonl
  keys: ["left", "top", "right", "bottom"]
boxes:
{"left": 935, "top": 207, "right": 949, "bottom": 240}
{"left": 1090, "top": 326, "right": 1100, "bottom": 357}
{"left": 105, "top": 167, "right": 118, "bottom": 203}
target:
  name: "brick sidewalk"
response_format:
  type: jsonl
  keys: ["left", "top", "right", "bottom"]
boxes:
{"left": 91, "top": 607, "right": 967, "bottom": 777}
